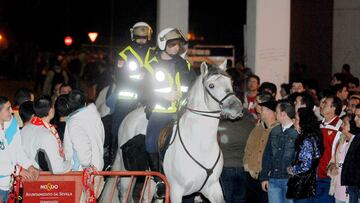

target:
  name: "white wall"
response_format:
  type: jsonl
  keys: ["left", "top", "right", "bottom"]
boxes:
{"left": 333, "top": 0, "right": 360, "bottom": 78}
{"left": 246, "top": 0, "right": 291, "bottom": 95}
{"left": 157, "top": 0, "right": 189, "bottom": 36}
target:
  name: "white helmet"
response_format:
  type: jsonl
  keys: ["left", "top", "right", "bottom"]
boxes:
{"left": 157, "top": 28, "right": 187, "bottom": 50}
{"left": 130, "top": 22, "right": 153, "bottom": 41}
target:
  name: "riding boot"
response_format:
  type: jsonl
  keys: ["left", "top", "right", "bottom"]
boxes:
{"left": 148, "top": 153, "right": 166, "bottom": 198}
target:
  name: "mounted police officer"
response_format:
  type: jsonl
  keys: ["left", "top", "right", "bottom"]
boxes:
{"left": 106, "top": 22, "right": 156, "bottom": 164}
{"left": 145, "top": 27, "right": 196, "bottom": 197}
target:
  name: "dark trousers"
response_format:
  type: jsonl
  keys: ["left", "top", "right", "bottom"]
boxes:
{"left": 348, "top": 186, "right": 360, "bottom": 203}
{"left": 314, "top": 178, "right": 334, "bottom": 203}
{"left": 245, "top": 172, "right": 268, "bottom": 203}
{"left": 102, "top": 114, "right": 113, "bottom": 169}
{"left": 220, "top": 167, "right": 246, "bottom": 203}
{"left": 145, "top": 112, "right": 175, "bottom": 153}
{"left": 111, "top": 100, "right": 137, "bottom": 162}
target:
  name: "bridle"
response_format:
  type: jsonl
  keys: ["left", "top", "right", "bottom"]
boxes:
{"left": 173, "top": 72, "right": 235, "bottom": 192}
{"left": 186, "top": 75, "right": 235, "bottom": 119}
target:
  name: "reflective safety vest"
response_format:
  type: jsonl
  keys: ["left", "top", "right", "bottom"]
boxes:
{"left": 117, "top": 45, "right": 157, "bottom": 100}
{"left": 151, "top": 59, "right": 191, "bottom": 113}
{"left": 119, "top": 45, "right": 156, "bottom": 75}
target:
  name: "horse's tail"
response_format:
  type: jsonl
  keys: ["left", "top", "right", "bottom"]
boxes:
{"left": 98, "top": 150, "right": 122, "bottom": 203}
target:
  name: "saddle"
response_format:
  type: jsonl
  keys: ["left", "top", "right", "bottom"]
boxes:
{"left": 120, "top": 123, "right": 175, "bottom": 171}
{"left": 121, "top": 134, "right": 149, "bottom": 171}
{"left": 158, "top": 122, "right": 175, "bottom": 160}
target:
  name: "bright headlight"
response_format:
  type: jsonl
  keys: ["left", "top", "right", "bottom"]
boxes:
{"left": 128, "top": 61, "right": 138, "bottom": 71}
{"left": 155, "top": 71, "right": 165, "bottom": 82}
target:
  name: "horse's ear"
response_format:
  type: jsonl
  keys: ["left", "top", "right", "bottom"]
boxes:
{"left": 200, "top": 62, "right": 208, "bottom": 76}
{"left": 218, "top": 59, "right": 227, "bottom": 71}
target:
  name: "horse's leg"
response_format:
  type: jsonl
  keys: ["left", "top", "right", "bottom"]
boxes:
{"left": 99, "top": 150, "right": 122, "bottom": 203}
{"left": 117, "top": 149, "right": 136, "bottom": 203}
{"left": 118, "top": 177, "right": 136, "bottom": 203}
{"left": 170, "top": 184, "right": 185, "bottom": 203}
{"left": 201, "top": 181, "right": 225, "bottom": 203}
{"left": 140, "top": 178, "right": 156, "bottom": 203}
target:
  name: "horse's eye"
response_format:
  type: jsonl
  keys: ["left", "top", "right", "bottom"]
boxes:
{"left": 209, "top": 83, "right": 214, "bottom": 89}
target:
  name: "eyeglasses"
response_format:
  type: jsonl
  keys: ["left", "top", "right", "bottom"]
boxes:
{"left": 167, "top": 40, "right": 182, "bottom": 48}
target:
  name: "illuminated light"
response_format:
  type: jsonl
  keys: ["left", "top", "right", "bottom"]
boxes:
{"left": 128, "top": 61, "right": 138, "bottom": 71}
{"left": 118, "top": 91, "right": 138, "bottom": 99}
{"left": 155, "top": 71, "right": 165, "bottom": 82}
{"left": 64, "top": 36, "right": 73, "bottom": 46}
{"left": 180, "top": 86, "right": 189, "bottom": 92}
{"left": 129, "top": 74, "right": 142, "bottom": 80}
{"left": 154, "top": 104, "right": 166, "bottom": 110}
{"left": 154, "top": 87, "right": 172, "bottom": 93}
{"left": 88, "top": 32, "right": 98, "bottom": 43}
{"left": 0, "top": 35, "right": 2, "bottom": 41}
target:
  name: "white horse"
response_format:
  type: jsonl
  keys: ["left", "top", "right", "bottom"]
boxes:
{"left": 100, "top": 60, "right": 243, "bottom": 203}
{"left": 163, "top": 61, "right": 243, "bottom": 203}
{"left": 99, "top": 106, "right": 156, "bottom": 203}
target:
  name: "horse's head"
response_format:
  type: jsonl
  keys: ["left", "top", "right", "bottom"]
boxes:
{"left": 200, "top": 60, "right": 243, "bottom": 119}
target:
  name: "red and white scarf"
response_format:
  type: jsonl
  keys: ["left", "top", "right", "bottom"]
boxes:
{"left": 30, "top": 116, "right": 65, "bottom": 158}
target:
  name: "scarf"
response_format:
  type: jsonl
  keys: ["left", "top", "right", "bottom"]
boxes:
{"left": 30, "top": 116, "right": 65, "bottom": 158}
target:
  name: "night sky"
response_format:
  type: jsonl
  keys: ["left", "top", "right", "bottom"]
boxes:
{"left": 0, "top": 0, "right": 246, "bottom": 58}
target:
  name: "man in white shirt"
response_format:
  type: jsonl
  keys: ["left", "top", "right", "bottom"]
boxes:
{"left": 63, "top": 90, "right": 105, "bottom": 202}
{"left": 0, "top": 96, "right": 39, "bottom": 203}
{"left": 21, "top": 96, "right": 71, "bottom": 174}
{"left": 64, "top": 90, "right": 105, "bottom": 171}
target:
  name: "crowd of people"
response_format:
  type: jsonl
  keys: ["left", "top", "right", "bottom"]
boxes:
{"left": 0, "top": 21, "right": 196, "bottom": 203}
{"left": 220, "top": 64, "right": 360, "bottom": 203}
{"left": 1, "top": 20, "right": 360, "bottom": 203}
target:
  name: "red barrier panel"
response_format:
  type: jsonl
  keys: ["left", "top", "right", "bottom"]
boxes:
{"left": 13, "top": 171, "right": 170, "bottom": 203}
{"left": 22, "top": 172, "right": 83, "bottom": 202}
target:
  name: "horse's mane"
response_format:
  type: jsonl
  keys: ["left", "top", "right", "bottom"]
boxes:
{"left": 203, "top": 64, "right": 230, "bottom": 82}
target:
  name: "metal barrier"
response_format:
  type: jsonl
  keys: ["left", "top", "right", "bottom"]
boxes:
{"left": 10, "top": 170, "right": 170, "bottom": 203}
{"left": 96, "top": 171, "right": 170, "bottom": 203}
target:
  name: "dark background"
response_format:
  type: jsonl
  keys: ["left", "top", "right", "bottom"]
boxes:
{"left": 0, "top": 0, "right": 246, "bottom": 54}
{"left": 0, "top": 0, "right": 335, "bottom": 89}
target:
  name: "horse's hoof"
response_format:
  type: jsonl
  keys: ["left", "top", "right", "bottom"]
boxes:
{"left": 155, "top": 181, "right": 166, "bottom": 199}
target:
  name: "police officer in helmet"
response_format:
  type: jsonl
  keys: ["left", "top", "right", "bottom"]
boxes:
{"left": 106, "top": 22, "right": 156, "bottom": 164}
{"left": 145, "top": 27, "right": 196, "bottom": 197}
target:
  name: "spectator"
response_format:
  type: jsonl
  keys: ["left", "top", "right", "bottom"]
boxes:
{"left": 287, "top": 108, "right": 322, "bottom": 202}
{"left": 332, "top": 84, "right": 349, "bottom": 117}
{"left": 280, "top": 83, "right": 291, "bottom": 99}
{"left": 348, "top": 77, "right": 359, "bottom": 94}
{"left": 346, "top": 95, "right": 360, "bottom": 135}
{"left": 244, "top": 92, "right": 278, "bottom": 203}
{"left": 19, "top": 101, "right": 34, "bottom": 127}
{"left": 0, "top": 96, "right": 39, "bottom": 202}
{"left": 43, "top": 63, "right": 69, "bottom": 96}
{"left": 63, "top": 90, "right": 105, "bottom": 200}
{"left": 260, "top": 100, "right": 298, "bottom": 203}
{"left": 219, "top": 109, "right": 256, "bottom": 203}
{"left": 54, "top": 94, "right": 70, "bottom": 142}
{"left": 63, "top": 90, "right": 105, "bottom": 170}
{"left": 243, "top": 74, "right": 260, "bottom": 119}
{"left": 259, "top": 82, "right": 277, "bottom": 98}
{"left": 341, "top": 64, "right": 353, "bottom": 82}
{"left": 331, "top": 73, "right": 346, "bottom": 87}
{"left": 59, "top": 83, "right": 72, "bottom": 95}
{"left": 13, "top": 88, "right": 34, "bottom": 128}
{"left": 21, "top": 96, "right": 71, "bottom": 173}
{"left": 68, "top": 52, "right": 82, "bottom": 89}
{"left": 315, "top": 96, "right": 343, "bottom": 203}
{"left": 332, "top": 84, "right": 349, "bottom": 104}
{"left": 327, "top": 115, "right": 353, "bottom": 203}
{"left": 292, "top": 92, "right": 315, "bottom": 113}
{"left": 291, "top": 81, "right": 306, "bottom": 94}
{"left": 341, "top": 104, "right": 360, "bottom": 203}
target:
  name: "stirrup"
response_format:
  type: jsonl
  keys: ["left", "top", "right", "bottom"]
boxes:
{"left": 155, "top": 181, "right": 166, "bottom": 199}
